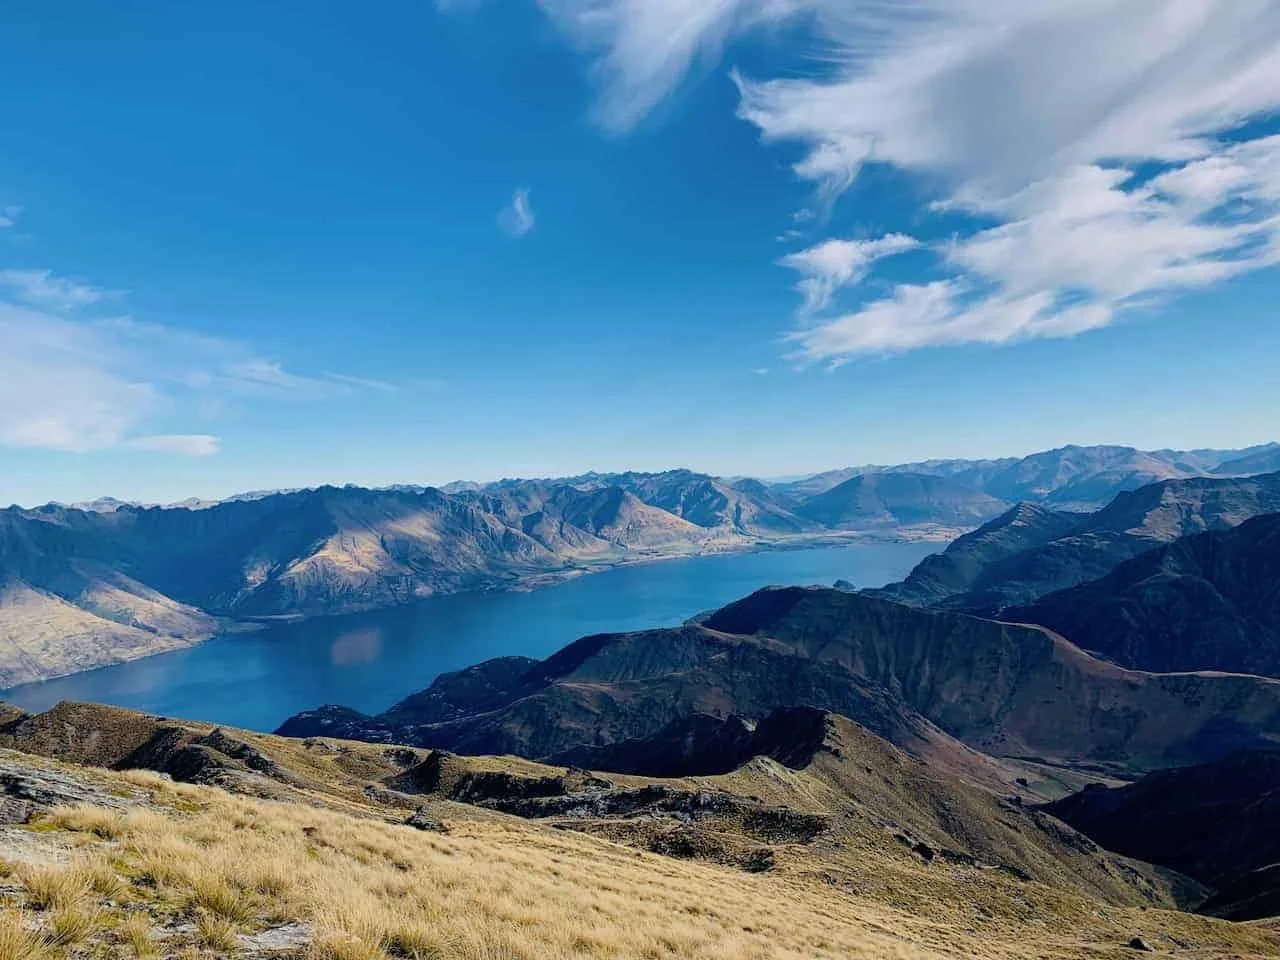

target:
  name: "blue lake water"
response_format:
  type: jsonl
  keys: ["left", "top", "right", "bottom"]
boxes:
{"left": 0, "top": 542, "right": 935, "bottom": 733}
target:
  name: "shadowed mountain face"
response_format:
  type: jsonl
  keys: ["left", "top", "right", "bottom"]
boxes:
{"left": 1045, "top": 750, "right": 1280, "bottom": 920}
{"left": 1005, "top": 513, "right": 1280, "bottom": 676}
{"left": 875, "top": 471, "right": 1280, "bottom": 614}
{"left": 279, "top": 586, "right": 1280, "bottom": 776}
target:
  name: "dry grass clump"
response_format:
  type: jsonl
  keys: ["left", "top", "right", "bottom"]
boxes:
{"left": 16, "top": 864, "right": 89, "bottom": 911}
{"left": 195, "top": 909, "right": 240, "bottom": 951}
{"left": 46, "top": 902, "right": 100, "bottom": 947}
{"left": 0, "top": 911, "right": 56, "bottom": 960}
{"left": 43, "top": 803, "right": 124, "bottom": 840}
{"left": 119, "top": 912, "right": 158, "bottom": 958}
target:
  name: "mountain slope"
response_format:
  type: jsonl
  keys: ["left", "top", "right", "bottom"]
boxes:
{"left": 280, "top": 586, "right": 1280, "bottom": 775}
{"left": 797, "top": 473, "right": 1008, "bottom": 529}
{"left": 1005, "top": 513, "right": 1280, "bottom": 676}
{"left": 866, "top": 503, "right": 1086, "bottom": 607}
{"left": 4, "top": 700, "right": 1269, "bottom": 957}
{"left": 1045, "top": 750, "right": 1280, "bottom": 920}
{"left": 1212, "top": 442, "right": 1280, "bottom": 476}
{"left": 879, "top": 471, "right": 1280, "bottom": 614}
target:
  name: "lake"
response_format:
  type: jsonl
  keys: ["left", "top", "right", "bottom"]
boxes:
{"left": 0, "top": 541, "right": 935, "bottom": 733}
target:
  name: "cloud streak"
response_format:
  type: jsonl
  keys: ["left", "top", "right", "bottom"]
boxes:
{"left": 779, "top": 233, "right": 919, "bottom": 314}
{"left": 0, "top": 268, "right": 116, "bottom": 310}
{"left": 498, "top": 187, "right": 536, "bottom": 237}
{"left": 0, "top": 275, "right": 393, "bottom": 455}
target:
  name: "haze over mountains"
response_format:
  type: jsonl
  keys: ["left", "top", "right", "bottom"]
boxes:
{"left": 0, "top": 441, "right": 1276, "bottom": 689}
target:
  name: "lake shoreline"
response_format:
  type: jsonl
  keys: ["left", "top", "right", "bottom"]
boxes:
{"left": 0, "top": 541, "right": 939, "bottom": 732}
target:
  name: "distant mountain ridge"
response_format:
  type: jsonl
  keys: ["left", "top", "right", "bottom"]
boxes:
{"left": 871, "top": 471, "right": 1280, "bottom": 613}
{"left": 774, "top": 442, "right": 1280, "bottom": 506}
{"left": 3, "top": 441, "right": 1275, "bottom": 688}
{"left": 1005, "top": 512, "right": 1280, "bottom": 676}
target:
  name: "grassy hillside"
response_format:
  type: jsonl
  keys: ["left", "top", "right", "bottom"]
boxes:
{"left": 1, "top": 701, "right": 1277, "bottom": 958}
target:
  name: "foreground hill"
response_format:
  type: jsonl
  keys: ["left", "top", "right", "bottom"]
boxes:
{"left": 1046, "top": 750, "right": 1280, "bottom": 921}
{"left": 1005, "top": 513, "right": 1280, "bottom": 676}
{"left": 874, "top": 471, "right": 1280, "bottom": 613}
{"left": 280, "top": 586, "right": 1280, "bottom": 775}
{"left": 4, "top": 699, "right": 1273, "bottom": 957}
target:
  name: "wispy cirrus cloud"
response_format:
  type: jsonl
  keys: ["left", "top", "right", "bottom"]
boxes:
{"left": 0, "top": 268, "right": 118, "bottom": 310}
{"left": 498, "top": 187, "right": 536, "bottom": 237}
{"left": 537, "top": 0, "right": 1280, "bottom": 363}
{"left": 779, "top": 233, "right": 918, "bottom": 314}
{"left": 0, "top": 270, "right": 394, "bottom": 455}
{"left": 0, "top": 206, "right": 20, "bottom": 228}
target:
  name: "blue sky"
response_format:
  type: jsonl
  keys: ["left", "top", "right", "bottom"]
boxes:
{"left": 2, "top": 1, "right": 1279, "bottom": 506}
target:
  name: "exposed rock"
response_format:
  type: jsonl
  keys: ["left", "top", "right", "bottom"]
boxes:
{"left": 1127, "top": 935, "right": 1156, "bottom": 952}
{"left": 404, "top": 808, "right": 450, "bottom": 833}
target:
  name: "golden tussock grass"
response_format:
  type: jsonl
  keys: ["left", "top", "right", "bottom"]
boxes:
{"left": 1, "top": 768, "right": 1278, "bottom": 959}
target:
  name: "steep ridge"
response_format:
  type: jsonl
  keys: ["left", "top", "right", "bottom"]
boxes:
{"left": 1005, "top": 513, "right": 1280, "bottom": 675}
{"left": 796, "top": 472, "right": 1008, "bottom": 529}
{"left": 280, "top": 586, "right": 1280, "bottom": 776}
{"left": 1045, "top": 750, "right": 1280, "bottom": 920}
{"left": 878, "top": 471, "right": 1280, "bottom": 614}
{"left": 866, "top": 503, "right": 1086, "bottom": 607}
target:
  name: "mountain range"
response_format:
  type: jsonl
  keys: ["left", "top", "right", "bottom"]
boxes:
{"left": 1, "top": 441, "right": 1276, "bottom": 689}
{"left": 279, "top": 584, "right": 1280, "bottom": 776}
{"left": 870, "top": 471, "right": 1280, "bottom": 613}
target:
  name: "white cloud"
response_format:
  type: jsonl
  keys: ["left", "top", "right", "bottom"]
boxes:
{"left": 124, "top": 434, "right": 221, "bottom": 457}
{"left": 779, "top": 233, "right": 918, "bottom": 313}
{"left": 498, "top": 187, "right": 536, "bottom": 237}
{"left": 0, "top": 206, "right": 20, "bottom": 228}
{"left": 0, "top": 292, "right": 390, "bottom": 455}
{"left": 538, "top": 0, "right": 1280, "bottom": 361}
{"left": 787, "top": 282, "right": 1114, "bottom": 363}
{"left": 0, "top": 268, "right": 115, "bottom": 310}
{"left": 536, "top": 0, "right": 785, "bottom": 133}
{"left": 0, "top": 302, "right": 156, "bottom": 452}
